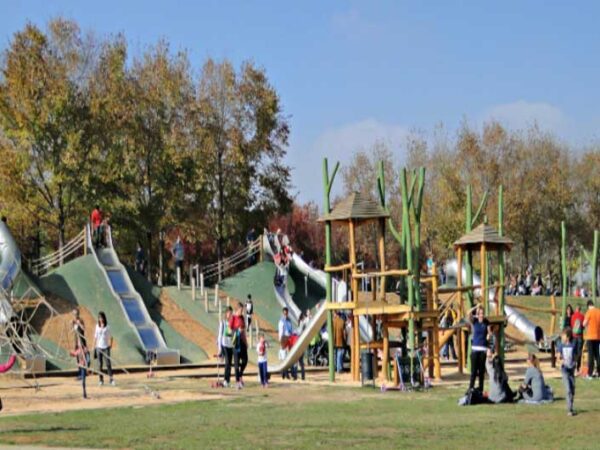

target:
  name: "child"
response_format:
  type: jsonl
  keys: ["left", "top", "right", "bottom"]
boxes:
{"left": 70, "top": 341, "right": 90, "bottom": 399}
{"left": 559, "top": 327, "right": 576, "bottom": 416}
{"left": 257, "top": 333, "right": 269, "bottom": 387}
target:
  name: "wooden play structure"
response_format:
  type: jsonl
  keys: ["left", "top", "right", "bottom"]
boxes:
{"left": 319, "top": 158, "right": 516, "bottom": 383}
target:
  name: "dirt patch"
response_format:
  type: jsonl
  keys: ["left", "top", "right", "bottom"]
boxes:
{"left": 29, "top": 295, "right": 96, "bottom": 352}
{"left": 157, "top": 291, "right": 217, "bottom": 357}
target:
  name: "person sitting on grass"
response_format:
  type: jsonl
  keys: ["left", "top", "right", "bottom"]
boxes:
{"left": 485, "top": 349, "right": 514, "bottom": 403}
{"left": 558, "top": 327, "right": 577, "bottom": 416}
{"left": 517, "top": 353, "right": 553, "bottom": 403}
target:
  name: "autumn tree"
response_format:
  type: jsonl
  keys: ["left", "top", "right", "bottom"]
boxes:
{"left": 0, "top": 20, "right": 100, "bottom": 250}
{"left": 194, "top": 59, "right": 292, "bottom": 267}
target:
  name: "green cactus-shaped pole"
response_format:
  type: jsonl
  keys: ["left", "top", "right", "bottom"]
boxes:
{"left": 400, "top": 168, "right": 415, "bottom": 373}
{"left": 322, "top": 158, "right": 340, "bottom": 382}
{"left": 561, "top": 221, "right": 568, "bottom": 329}
{"left": 497, "top": 186, "right": 506, "bottom": 359}
{"left": 582, "top": 230, "right": 599, "bottom": 305}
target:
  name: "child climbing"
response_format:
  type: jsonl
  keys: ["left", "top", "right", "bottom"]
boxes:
{"left": 558, "top": 327, "right": 577, "bottom": 416}
{"left": 70, "top": 341, "right": 90, "bottom": 399}
{"left": 257, "top": 333, "right": 269, "bottom": 387}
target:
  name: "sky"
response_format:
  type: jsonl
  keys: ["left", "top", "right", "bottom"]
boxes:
{"left": 3, "top": 1, "right": 600, "bottom": 203}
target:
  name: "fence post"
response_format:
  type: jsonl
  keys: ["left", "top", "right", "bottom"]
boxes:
{"left": 214, "top": 284, "right": 219, "bottom": 307}
{"left": 305, "top": 275, "right": 308, "bottom": 296}
{"left": 226, "top": 296, "right": 230, "bottom": 308}
{"left": 218, "top": 299, "right": 222, "bottom": 318}
{"left": 200, "top": 273, "right": 204, "bottom": 297}
{"left": 204, "top": 290, "right": 208, "bottom": 312}
{"left": 177, "top": 267, "right": 181, "bottom": 290}
{"left": 192, "top": 277, "right": 196, "bottom": 301}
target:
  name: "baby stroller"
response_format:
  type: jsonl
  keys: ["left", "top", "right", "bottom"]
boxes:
{"left": 308, "top": 328, "right": 328, "bottom": 366}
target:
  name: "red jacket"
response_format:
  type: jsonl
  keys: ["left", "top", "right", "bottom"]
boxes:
{"left": 571, "top": 311, "right": 585, "bottom": 338}
{"left": 91, "top": 209, "right": 102, "bottom": 228}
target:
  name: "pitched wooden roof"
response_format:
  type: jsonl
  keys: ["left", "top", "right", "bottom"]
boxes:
{"left": 453, "top": 223, "right": 513, "bottom": 250}
{"left": 318, "top": 192, "right": 390, "bottom": 222}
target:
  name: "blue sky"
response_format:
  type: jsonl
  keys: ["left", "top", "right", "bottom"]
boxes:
{"left": 3, "top": 1, "right": 599, "bottom": 203}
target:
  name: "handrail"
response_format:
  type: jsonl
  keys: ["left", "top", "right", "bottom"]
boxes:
{"left": 30, "top": 228, "right": 87, "bottom": 276}
{"left": 202, "top": 244, "right": 260, "bottom": 280}
{"left": 200, "top": 238, "right": 261, "bottom": 272}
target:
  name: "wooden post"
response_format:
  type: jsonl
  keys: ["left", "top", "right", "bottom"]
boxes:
{"left": 192, "top": 277, "right": 196, "bottom": 301}
{"left": 226, "top": 296, "right": 230, "bottom": 308}
{"left": 200, "top": 273, "right": 204, "bottom": 296}
{"left": 497, "top": 185, "right": 506, "bottom": 360}
{"left": 349, "top": 219, "right": 361, "bottom": 381}
{"left": 481, "top": 243, "right": 487, "bottom": 315}
{"left": 204, "top": 290, "right": 208, "bottom": 312}
{"left": 550, "top": 295, "right": 557, "bottom": 335}
{"left": 382, "top": 318, "right": 390, "bottom": 381}
{"left": 177, "top": 267, "right": 181, "bottom": 290}
{"left": 214, "top": 284, "right": 219, "bottom": 307}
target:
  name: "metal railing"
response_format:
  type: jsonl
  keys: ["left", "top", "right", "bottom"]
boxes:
{"left": 201, "top": 238, "right": 261, "bottom": 282}
{"left": 30, "top": 228, "right": 87, "bottom": 276}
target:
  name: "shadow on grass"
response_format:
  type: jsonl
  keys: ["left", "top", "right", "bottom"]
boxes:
{"left": 0, "top": 425, "right": 90, "bottom": 434}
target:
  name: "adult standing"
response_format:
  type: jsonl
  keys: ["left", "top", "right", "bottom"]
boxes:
{"left": 217, "top": 306, "right": 234, "bottom": 387}
{"left": 172, "top": 236, "right": 185, "bottom": 283}
{"left": 583, "top": 300, "right": 600, "bottom": 379}
{"left": 333, "top": 311, "right": 346, "bottom": 374}
{"left": 229, "top": 302, "right": 248, "bottom": 388}
{"left": 563, "top": 304, "right": 574, "bottom": 330}
{"left": 278, "top": 307, "right": 293, "bottom": 379}
{"left": 293, "top": 312, "right": 308, "bottom": 381}
{"left": 94, "top": 311, "right": 115, "bottom": 386}
{"left": 466, "top": 307, "right": 492, "bottom": 392}
{"left": 570, "top": 305, "right": 585, "bottom": 372}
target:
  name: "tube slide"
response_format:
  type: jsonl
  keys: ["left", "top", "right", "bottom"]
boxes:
{"left": 0, "top": 221, "right": 19, "bottom": 324}
{"left": 444, "top": 259, "right": 544, "bottom": 343}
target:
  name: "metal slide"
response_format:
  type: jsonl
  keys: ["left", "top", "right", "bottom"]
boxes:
{"left": 0, "top": 221, "right": 19, "bottom": 324}
{"left": 268, "top": 302, "right": 327, "bottom": 373}
{"left": 444, "top": 259, "right": 544, "bottom": 343}
{"left": 0, "top": 221, "right": 46, "bottom": 370}
{"left": 88, "top": 225, "right": 179, "bottom": 365}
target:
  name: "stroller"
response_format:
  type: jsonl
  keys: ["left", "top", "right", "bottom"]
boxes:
{"left": 308, "top": 327, "right": 328, "bottom": 366}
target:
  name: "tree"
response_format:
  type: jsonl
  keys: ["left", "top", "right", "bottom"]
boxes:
{"left": 0, "top": 20, "right": 99, "bottom": 250}
{"left": 195, "top": 59, "right": 292, "bottom": 269}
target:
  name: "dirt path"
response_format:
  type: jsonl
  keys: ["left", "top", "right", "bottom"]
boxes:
{"left": 29, "top": 295, "right": 96, "bottom": 352}
{"left": 157, "top": 291, "right": 218, "bottom": 358}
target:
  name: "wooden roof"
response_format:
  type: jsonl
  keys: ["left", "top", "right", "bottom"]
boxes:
{"left": 318, "top": 192, "right": 390, "bottom": 222}
{"left": 453, "top": 223, "right": 513, "bottom": 251}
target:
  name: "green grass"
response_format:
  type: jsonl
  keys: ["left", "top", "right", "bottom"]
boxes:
{"left": 0, "top": 379, "right": 599, "bottom": 449}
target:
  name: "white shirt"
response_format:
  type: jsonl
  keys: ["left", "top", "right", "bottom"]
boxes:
{"left": 256, "top": 341, "right": 268, "bottom": 363}
{"left": 95, "top": 324, "right": 112, "bottom": 349}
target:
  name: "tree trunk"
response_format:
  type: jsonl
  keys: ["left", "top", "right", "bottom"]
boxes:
{"left": 217, "top": 148, "right": 224, "bottom": 282}
{"left": 523, "top": 239, "right": 529, "bottom": 267}
{"left": 158, "top": 230, "right": 164, "bottom": 287}
{"left": 146, "top": 230, "right": 153, "bottom": 282}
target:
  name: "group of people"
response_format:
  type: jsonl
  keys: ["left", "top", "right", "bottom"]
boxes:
{"left": 217, "top": 301, "right": 249, "bottom": 389}
{"left": 463, "top": 302, "right": 600, "bottom": 416}
{"left": 70, "top": 308, "right": 116, "bottom": 399}
{"left": 278, "top": 307, "right": 312, "bottom": 380}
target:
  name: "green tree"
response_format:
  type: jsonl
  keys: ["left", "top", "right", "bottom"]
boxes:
{"left": 195, "top": 59, "right": 292, "bottom": 271}
{"left": 0, "top": 20, "right": 99, "bottom": 250}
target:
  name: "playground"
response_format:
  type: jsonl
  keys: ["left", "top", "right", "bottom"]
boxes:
{"left": 1, "top": 10, "right": 600, "bottom": 449}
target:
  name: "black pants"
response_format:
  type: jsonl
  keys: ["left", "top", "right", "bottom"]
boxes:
{"left": 97, "top": 347, "right": 113, "bottom": 383}
{"left": 79, "top": 366, "right": 87, "bottom": 398}
{"left": 222, "top": 346, "right": 233, "bottom": 384}
{"left": 292, "top": 355, "right": 305, "bottom": 380}
{"left": 587, "top": 340, "right": 600, "bottom": 376}
{"left": 234, "top": 341, "right": 248, "bottom": 382}
{"left": 469, "top": 350, "right": 486, "bottom": 391}
{"left": 573, "top": 337, "right": 583, "bottom": 371}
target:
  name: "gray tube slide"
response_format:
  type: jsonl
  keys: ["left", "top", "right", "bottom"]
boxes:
{"left": 444, "top": 260, "right": 543, "bottom": 343}
{"left": 0, "top": 221, "right": 19, "bottom": 324}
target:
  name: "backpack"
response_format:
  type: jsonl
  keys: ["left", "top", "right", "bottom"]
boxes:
{"left": 458, "top": 388, "right": 487, "bottom": 406}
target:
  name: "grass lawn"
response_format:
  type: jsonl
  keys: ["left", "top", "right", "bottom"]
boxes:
{"left": 0, "top": 378, "right": 598, "bottom": 449}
